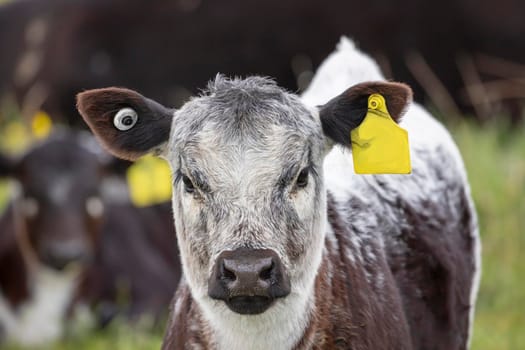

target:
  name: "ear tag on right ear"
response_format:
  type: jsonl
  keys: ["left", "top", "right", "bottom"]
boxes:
{"left": 350, "top": 94, "right": 411, "bottom": 174}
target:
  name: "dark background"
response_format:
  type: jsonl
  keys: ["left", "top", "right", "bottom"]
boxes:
{"left": 0, "top": 0, "right": 524, "bottom": 128}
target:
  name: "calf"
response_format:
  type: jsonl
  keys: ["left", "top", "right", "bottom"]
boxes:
{"left": 0, "top": 131, "right": 106, "bottom": 344}
{"left": 0, "top": 130, "right": 180, "bottom": 345}
{"left": 77, "top": 38, "right": 480, "bottom": 350}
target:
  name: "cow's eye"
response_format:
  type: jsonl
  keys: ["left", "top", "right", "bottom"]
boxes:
{"left": 182, "top": 174, "right": 195, "bottom": 193}
{"left": 296, "top": 168, "right": 309, "bottom": 188}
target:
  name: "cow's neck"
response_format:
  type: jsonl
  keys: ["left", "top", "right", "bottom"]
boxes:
{"left": 163, "top": 279, "right": 314, "bottom": 349}
{"left": 168, "top": 277, "right": 323, "bottom": 350}
{"left": 297, "top": 195, "right": 414, "bottom": 350}
{"left": 291, "top": 228, "right": 354, "bottom": 349}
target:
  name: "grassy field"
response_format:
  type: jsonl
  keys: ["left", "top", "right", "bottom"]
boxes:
{"left": 2, "top": 321, "right": 164, "bottom": 350}
{"left": 1, "top": 120, "right": 524, "bottom": 349}
{"left": 452, "top": 121, "right": 525, "bottom": 350}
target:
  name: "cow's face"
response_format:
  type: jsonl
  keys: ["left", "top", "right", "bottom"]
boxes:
{"left": 77, "top": 76, "right": 411, "bottom": 316}
{"left": 165, "top": 78, "right": 328, "bottom": 315}
{"left": 2, "top": 133, "right": 106, "bottom": 270}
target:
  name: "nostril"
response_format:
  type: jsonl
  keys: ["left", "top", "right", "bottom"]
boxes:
{"left": 259, "top": 261, "right": 274, "bottom": 281}
{"left": 221, "top": 263, "right": 237, "bottom": 282}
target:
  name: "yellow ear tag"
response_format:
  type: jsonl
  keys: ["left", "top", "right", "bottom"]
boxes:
{"left": 31, "top": 111, "right": 53, "bottom": 140}
{"left": 127, "top": 155, "right": 172, "bottom": 207}
{"left": 350, "top": 94, "right": 411, "bottom": 174}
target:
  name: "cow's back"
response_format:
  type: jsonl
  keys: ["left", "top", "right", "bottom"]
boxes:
{"left": 303, "top": 37, "right": 479, "bottom": 349}
{"left": 323, "top": 102, "right": 480, "bottom": 349}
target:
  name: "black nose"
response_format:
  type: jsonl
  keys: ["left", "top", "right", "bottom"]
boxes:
{"left": 208, "top": 248, "right": 291, "bottom": 315}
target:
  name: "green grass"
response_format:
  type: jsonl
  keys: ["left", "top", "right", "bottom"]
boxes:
{"left": 451, "top": 121, "right": 525, "bottom": 350}
{"left": 1, "top": 121, "right": 524, "bottom": 349}
{"left": 56, "top": 322, "right": 163, "bottom": 350}
{"left": 2, "top": 320, "right": 164, "bottom": 350}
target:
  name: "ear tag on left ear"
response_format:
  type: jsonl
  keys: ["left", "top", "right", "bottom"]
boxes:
{"left": 350, "top": 94, "right": 411, "bottom": 174}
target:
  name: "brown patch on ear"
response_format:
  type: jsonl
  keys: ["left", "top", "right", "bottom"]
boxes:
{"left": 76, "top": 87, "right": 173, "bottom": 161}
{"left": 319, "top": 81, "right": 413, "bottom": 147}
{"left": 345, "top": 81, "right": 413, "bottom": 122}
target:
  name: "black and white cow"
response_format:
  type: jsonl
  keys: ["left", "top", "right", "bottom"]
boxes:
{"left": 0, "top": 130, "right": 180, "bottom": 345}
{"left": 77, "top": 38, "right": 480, "bottom": 350}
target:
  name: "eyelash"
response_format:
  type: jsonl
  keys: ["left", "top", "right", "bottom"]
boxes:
{"left": 296, "top": 167, "right": 309, "bottom": 188}
{"left": 181, "top": 174, "right": 196, "bottom": 194}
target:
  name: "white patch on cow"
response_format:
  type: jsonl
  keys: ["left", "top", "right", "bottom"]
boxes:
{"left": 199, "top": 287, "right": 314, "bottom": 350}
{"left": 322, "top": 147, "right": 358, "bottom": 202}
{"left": 0, "top": 265, "right": 80, "bottom": 346}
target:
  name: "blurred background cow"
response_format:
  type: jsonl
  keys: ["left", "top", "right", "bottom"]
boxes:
{"left": 0, "top": 0, "right": 523, "bottom": 348}
{"left": 0, "top": 131, "right": 180, "bottom": 346}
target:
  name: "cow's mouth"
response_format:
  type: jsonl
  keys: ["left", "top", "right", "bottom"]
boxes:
{"left": 226, "top": 296, "right": 274, "bottom": 315}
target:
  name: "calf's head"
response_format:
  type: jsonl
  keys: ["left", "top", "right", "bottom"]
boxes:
{"left": 1, "top": 132, "right": 107, "bottom": 270}
{"left": 77, "top": 77, "right": 411, "bottom": 316}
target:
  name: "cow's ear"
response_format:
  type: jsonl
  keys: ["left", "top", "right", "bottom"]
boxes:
{"left": 319, "top": 81, "right": 412, "bottom": 147}
{"left": 76, "top": 87, "right": 174, "bottom": 161}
